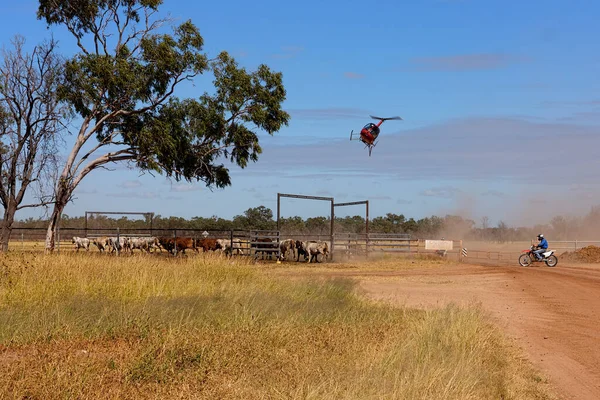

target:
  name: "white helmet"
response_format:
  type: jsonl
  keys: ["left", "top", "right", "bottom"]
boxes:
{"left": 537, "top": 234, "right": 544, "bottom": 240}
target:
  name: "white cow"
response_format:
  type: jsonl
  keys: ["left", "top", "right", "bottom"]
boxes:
{"left": 217, "top": 238, "right": 251, "bottom": 256}
{"left": 128, "top": 237, "right": 151, "bottom": 253}
{"left": 216, "top": 239, "right": 232, "bottom": 254}
{"left": 145, "top": 237, "right": 162, "bottom": 252}
{"left": 300, "top": 241, "right": 329, "bottom": 263}
{"left": 92, "top": 236, "right": 110, "bottom": 252}
{"left": 72, "top": 236, "right": 90, "bottom": 252}
{"left": 126, "top": 236, "right": 161, "bottom": 253}
{"left": 108, "top": 237, "right": 129, "bottom": 253}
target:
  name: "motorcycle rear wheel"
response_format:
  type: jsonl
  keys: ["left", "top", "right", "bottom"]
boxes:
{"left": 518, "top": 254, "right": 532, "bottom": 267}
{"left": 545, "top": 255, "right": 558, "bottom": 267}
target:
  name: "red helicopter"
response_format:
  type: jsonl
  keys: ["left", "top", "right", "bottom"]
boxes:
{"left": 350, "top": 115, "right": 403, "bottom": 156}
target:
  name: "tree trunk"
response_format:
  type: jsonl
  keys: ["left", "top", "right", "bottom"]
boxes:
{"left": 44, "top": 188, "right": 69, "bottom": 253}
{"left": 0, "top": 203, "right": 17, "bottom": 253}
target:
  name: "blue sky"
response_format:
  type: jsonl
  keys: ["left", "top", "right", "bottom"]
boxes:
{"left": 2, "top": 0, "right": 600, "bottom": 227}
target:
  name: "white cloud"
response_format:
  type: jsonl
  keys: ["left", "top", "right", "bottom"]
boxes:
{"left": 272, "top": 46, "right": 304, "bottom": 59}
{"left": 409, "top": 53, "right": 530, "bottom": 71}
{"left": 316, "top": 189, "right": 333, "bottom": 196}
{"left": 256, "top": 116, "right": 600, "bottom": 185}
{"left": 118, "top": 180, "right": 143, "bottom": 189}
{"left": 75, "top": 187, "right": 98, "bottom": 195}
{"left": 344, "top": 72, "right": 364, "bottom": 79}
{"left": 170, "top": 183, "right": 201, "bottom": 193}
{"left": 106, "top": 191, "right": 160, "bottom": 199}
{"left": 481, "top": 190, "right": 507, "bottom": 198}
{"left": 420, "top": 187, "right": 462, "bottom": 199}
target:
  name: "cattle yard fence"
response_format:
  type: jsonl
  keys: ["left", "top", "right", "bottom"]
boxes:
{"left": 276, "top": 192, "right": 370, "bottom": 262}
{"left": 5, "top": 227, "right": 456, "bottom": 261}
{"left": 14, "top": 227, "right": 599, "bottom": 262}
{"left": 277, "top": 193, "right": 335, "bottom": 260}
{"left": 335, "top": 232, "right": 412, "bottom": 256}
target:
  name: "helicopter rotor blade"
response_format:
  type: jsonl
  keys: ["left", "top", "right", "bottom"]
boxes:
{"left": 370, "top": 115, "right": 403, "bottom": 121}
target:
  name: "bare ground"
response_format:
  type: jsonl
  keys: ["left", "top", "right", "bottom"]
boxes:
{"left": 277, "top": 259, "right": 600, "bottom": 400}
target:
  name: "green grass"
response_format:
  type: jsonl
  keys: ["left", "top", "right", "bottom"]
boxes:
{"left": 0, "top": 252, "right": 555, "bottom": 399}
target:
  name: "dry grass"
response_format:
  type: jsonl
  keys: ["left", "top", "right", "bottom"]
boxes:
{"left": 0, "top": 252, "right": 555, "bottom": 399}
{"left": 6, "top": 239, "right": 107, "bottom": 253}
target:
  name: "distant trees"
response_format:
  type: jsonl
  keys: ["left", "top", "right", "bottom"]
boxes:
{"left": 7, "top": 205, "right": 483, "bottom": 239}
{"left": 9, "top": 205, "right": 600, "bottom": 241}
{"left": 232, "top": 206, "right": 276, "bottom": 231}
{"left": 370, "top": 213, "right": 406, "bottom": 233}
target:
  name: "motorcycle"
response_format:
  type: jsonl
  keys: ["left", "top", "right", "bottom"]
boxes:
{"left": 518, "top": 246, "right": 558, "bottom": 267}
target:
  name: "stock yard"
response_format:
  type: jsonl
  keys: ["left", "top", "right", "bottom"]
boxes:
{"left": 5, "top": 226, "right": 420, "bottom": 261}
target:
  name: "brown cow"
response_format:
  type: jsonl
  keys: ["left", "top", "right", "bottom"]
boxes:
{"left": 196, "top": 238, "right": 222, "bottom": 252}
{"left": 157, "top": 237, "right": 199, "bottom": 255}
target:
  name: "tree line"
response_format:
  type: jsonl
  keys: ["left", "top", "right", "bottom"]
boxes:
{"left": 8, "top": 205, "right": 600, "bottom": 242}
{"left": 1, "top": 0, "right": 289, "bottom": 252}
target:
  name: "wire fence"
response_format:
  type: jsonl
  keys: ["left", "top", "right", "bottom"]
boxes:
{"left": 457, "top": 240, "right": 600, "bottom": 264}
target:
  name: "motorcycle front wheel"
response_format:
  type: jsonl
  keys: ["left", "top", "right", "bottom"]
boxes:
{"left": 545, "top": 255, "right": 558, "bottom": 267}
{"left": 518, "top": 254, "right": 532, "bottom": 267}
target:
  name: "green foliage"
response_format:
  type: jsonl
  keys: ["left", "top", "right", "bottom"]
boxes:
{"left": 35, "top": 0, "right": 289, "bottom": 191}
{"left": 232, "top": 206, "right": 276, "bottom": 230}
{"left": 37, "top": 0, "right": 163, "bottom": 36}
{"left": 137, "top": 53, "right": 289, "bottom": 186}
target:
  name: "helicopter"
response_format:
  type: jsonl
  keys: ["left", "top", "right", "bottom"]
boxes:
{"left": 350, "top": 115, "right": 403, "bottom": 156}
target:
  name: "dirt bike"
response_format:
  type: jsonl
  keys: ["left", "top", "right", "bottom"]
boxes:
{"left": 518, "top": 246, "right": 558, "bottom": 267}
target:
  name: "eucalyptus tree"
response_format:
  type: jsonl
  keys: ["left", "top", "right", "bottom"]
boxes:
{"left": 36, "top": 0, "right": 290, "bottom": 251}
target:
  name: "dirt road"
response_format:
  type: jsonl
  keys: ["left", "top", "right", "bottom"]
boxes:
{"left": 356, "top": 261, "right": 600, "bottom": 400}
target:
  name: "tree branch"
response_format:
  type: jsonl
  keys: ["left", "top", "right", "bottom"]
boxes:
{"left": 72, "top": 149, "right": 137, "bottom": 188}
{"left": 16, "top": 200, "right": 55, "bottom": 210}
{"left": 72, "top": 130, "right": 121, "bottom": 174}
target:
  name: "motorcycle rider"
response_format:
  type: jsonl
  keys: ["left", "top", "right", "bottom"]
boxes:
{"left": 533, "top": 234, "right": 548, "bottom": 261}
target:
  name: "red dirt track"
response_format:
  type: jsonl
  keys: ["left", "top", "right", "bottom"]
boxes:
{"left": 350, "top": 261, "right": 600, "bottom": 400}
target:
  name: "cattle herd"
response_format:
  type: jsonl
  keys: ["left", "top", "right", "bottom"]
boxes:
{"left": 71, "top": 236, "right": 330, "bottom": 263}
